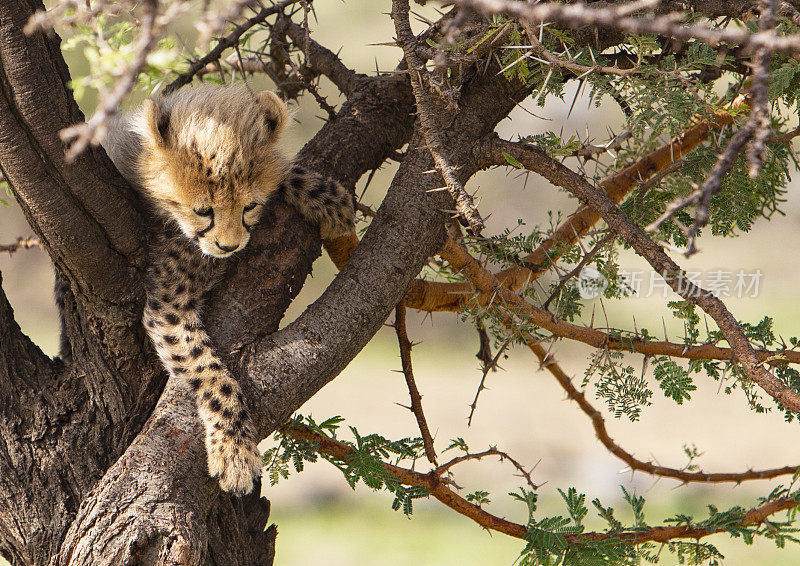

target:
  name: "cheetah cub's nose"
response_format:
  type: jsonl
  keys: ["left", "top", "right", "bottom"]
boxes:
{"left": 215, "top": 241, "right": 239, "bottom": 253}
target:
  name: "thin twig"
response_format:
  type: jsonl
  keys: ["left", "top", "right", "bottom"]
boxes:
{"left": 530, "top": 340, "right": 800, "bottom": 484}
{"left": 394, "top": 305, "right": 438, "bottom": 466}
{"left": 197, "top": 0, "right": 260, "bottom": 46}
{"left": 0, "top": 237, "right": 43, "bottom": 254}
{"left": 467, "top": 339, "right": 510, "bottom": 426}
{"left": 59, "top": 0, "right": 159, "bottom": 161}
{"left": 541, "top": 233, "right": 612, "bottom": 311}
{"left": 646, "top": 0, "right": 777, "bottom": 256}
{"left": 165, "top": 0, "right": 304, "bottom": 94}
{"left": 646, "top": 121, "right": 756, "bottom": 256}
{"left": 475, "top": 322, "right": 494, "bottom": 372}
{"left": 436, "top": 447, "right": 540, "bottom": 490}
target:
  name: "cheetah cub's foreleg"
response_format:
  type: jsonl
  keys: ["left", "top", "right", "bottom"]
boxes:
{"left": 143, "top": 237, "right": 261, "bottom": 495}
{"left": 280, "top": 165, "right": 357, "bottom": 240}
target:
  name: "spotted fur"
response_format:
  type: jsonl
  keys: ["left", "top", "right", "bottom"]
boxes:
{"left": 99, "top": 84, "right": 356, "bottom": 494}
{"left": 280, "top": 165, "right": 356, "bottom": 239}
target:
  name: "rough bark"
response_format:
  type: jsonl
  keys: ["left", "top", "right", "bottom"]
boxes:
{"left": 0, "top": 0, "right": 531, "bottom": 562}
{"left": 0, "top": 0, "right": 701, "bottom": 562}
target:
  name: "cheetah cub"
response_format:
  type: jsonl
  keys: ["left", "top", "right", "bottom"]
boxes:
{"left": 103, "top": 84, "right": 356, "bottom": 494}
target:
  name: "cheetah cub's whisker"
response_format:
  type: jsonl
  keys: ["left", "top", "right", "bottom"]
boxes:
{"left": 100, "top": 83, "right": 357, "bottom": 495}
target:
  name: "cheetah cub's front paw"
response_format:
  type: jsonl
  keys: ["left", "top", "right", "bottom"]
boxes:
{"left": 206, "top": 430, "right": 262, "bottom": 495}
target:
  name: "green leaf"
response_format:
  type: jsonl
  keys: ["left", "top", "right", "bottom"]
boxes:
{"left": 502, "top": 151, "right": 523, "bottom": 169}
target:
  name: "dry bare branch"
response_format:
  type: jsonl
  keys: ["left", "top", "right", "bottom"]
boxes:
{"left": 453, "top": 0, "right": 800, "bottom": 56}
{"left": 0, "top": 236, "right": 43, "bottom": 254}
{"left": 393, "top": 0, "right": 486, "bottom": 234}
{"left": 394, "top": 305, "right": 438, "bottom": 466}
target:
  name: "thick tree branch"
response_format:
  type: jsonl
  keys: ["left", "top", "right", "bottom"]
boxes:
{"left": 241, "top": 72, "right": 531, "bottom": 435}
{"left": 54, "top": 382, "right": 277, "bottom": 566}
{"left": 0, "top": 0, "right": 145, "bottom": 309}
{"left": 56, "top": 24, "right": 532, "bottom": 564}
{"left": 0, "top": 4, "right": 178, "bottom": 561}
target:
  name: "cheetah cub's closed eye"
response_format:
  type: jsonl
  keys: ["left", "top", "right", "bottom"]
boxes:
{"left": 103, "top": 84, "right": 356, "bottom": 494}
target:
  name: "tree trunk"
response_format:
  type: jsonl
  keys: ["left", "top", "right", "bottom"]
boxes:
{"left": 0, "top": 0, "right": 533, "bottom": 563}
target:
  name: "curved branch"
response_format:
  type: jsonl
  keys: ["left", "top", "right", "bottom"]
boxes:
{"left": 530, "top": 341, "right": 800, "bottom": 484}
{"left": 395, "top": 305, "right": 437, "bottom": 466}
{"left": 492, "top": 137, "right": 800, "bottom": 414}
{"left": 285, "top": 422, "right": 800, "bottom": 545}
{"left": 284, "top": 422, "right": 529, "bottom": 538}
{"left": 438, "top": 231, "right": 800, "bottom": 484}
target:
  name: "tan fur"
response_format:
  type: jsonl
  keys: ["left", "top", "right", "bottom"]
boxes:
{"left": 135, "top": 84, "right": 288, "bottom": 257}
{"left": 102, "top": 84, "right": 356, "bottom": 495}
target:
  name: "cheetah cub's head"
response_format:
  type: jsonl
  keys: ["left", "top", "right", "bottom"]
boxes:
{"left": 136, "top": 84, "right": 289, "bottom": 258}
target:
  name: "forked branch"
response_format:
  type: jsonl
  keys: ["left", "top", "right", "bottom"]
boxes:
{"left": 403, "top": 96, "right": 747, "bottom": 313}
{"left": 283, "top": 421, "right": 800, "bottom": 544}
{"left": 487, "top": 139, "right": 800, "bottom": 414}
{"left": 438, "top": 231, "right": 800, "bottom": 484}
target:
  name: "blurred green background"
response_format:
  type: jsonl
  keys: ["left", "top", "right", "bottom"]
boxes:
{"left": 3, "top": 1, "right": 800, "bottom": 564}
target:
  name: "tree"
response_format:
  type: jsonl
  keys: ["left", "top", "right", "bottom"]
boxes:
{"left": 2, "top": 0, "right": 800, "bottom": 564}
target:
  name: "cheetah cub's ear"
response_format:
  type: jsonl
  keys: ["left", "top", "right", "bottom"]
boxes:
{"left": 142, "top": 98, "right": 171, "bottom": 147}
{"left": 255, "top": 90, "right": 288, "bottom": 140}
